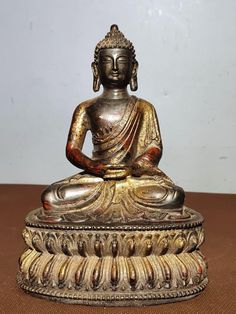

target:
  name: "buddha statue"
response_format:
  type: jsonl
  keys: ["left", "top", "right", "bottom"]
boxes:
{"left": 18, "top": 25, "right": 208, "bottom": 305}
{"left": 39, "top": 24, "right": 185, "bottom": 224}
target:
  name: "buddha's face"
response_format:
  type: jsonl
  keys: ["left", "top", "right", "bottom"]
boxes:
{"left": 97, "top": 48, "right": 133, "bottom": 88}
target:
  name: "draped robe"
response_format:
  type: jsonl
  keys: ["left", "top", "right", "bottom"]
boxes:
{"left": 40, "top": 97, "right": 185, "bottom": 223}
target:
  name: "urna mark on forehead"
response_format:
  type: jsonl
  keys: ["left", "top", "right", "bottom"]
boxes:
{"left": 94, "top": 24, "right": 137, "bottom": 64}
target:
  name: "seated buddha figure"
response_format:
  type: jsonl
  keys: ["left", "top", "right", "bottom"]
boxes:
{"left": 40, "top": 25, "right": 185, "bottom": 223}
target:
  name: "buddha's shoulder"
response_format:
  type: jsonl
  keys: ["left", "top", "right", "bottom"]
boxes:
{"left": 137, "top": 98, "right": 156, "bottom": 112}
{"left": 74, "top": 97, "right": 98, "bottom": 112}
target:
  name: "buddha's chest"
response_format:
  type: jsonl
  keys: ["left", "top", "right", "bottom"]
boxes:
{"left": 87, "top": 102, "right": 127, "bottom": 134}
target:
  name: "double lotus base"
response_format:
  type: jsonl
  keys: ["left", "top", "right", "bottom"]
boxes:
{"left": 17, "top": 207, "right": 208, "bottom": 306}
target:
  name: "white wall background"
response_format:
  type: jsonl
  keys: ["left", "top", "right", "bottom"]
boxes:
{"left": 1, "top": 0, "right": 236, "bottom": 193}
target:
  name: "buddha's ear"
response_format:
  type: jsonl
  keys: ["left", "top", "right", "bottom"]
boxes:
{"left": 91, "top": 62, "right": 101, "bottom": 92}
{"left": 130, "top": 61, "right": 138, "bottom": 91}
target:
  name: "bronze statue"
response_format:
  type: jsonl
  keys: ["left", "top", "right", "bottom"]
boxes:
{"left": 40, "top": 24, "right": 185, "bottom": 223}
{"left": 17, "top": 25, "right": 208, "bottom": 306}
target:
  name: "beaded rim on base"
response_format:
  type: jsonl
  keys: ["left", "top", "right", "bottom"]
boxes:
{"left": 17, "top": 274, "right": 208, "bottom": 306}
{"left": 25, "top": 207, "right": 204, "bottom": 231}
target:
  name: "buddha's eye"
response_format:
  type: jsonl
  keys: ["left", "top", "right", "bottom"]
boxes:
{"left": 101, "top": 56, "right": 112, "bottom": 63}
{"left": 117, "top": 56, "right": 129, "bottom": 63}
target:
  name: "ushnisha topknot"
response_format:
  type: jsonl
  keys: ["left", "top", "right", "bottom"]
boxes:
{"left": 94, "top": 24, "right": 137, "bottom": 64}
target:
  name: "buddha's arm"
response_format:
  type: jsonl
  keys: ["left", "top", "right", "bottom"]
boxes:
{"left": 66, "top": 103, "right": 105, "bottom": 176}
{"left": 134, "top": 146, "right": 162, "bottom": 168}
{"left": 132, "top": 101, "right": 163, "bottom": 174}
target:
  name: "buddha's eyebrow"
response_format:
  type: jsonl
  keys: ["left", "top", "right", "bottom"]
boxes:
{"left": 100, "top": 53, "right": 113, "bottom": 58}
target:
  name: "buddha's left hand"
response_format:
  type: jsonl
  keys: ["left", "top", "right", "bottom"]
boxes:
{"left": 132, "top": 161, "right": 163, "bottom": 177}
{"left": 132, "top": 167, "right": 157, "bottom": 177}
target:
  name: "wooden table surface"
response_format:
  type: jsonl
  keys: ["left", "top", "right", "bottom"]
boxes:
{"left": 0, "top": 184, "right": 236, "bottom": 314}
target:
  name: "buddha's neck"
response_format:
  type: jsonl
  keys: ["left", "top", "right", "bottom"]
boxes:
{"left": 100, "top": 87, "right": 130, "bottom": 100}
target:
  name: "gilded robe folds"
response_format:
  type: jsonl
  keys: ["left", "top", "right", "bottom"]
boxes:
{"left": 40, "top": 97, "right": 185, "bottom": 223}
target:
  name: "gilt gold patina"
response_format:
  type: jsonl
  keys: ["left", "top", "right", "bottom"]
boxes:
{"left": 17, "top": 25, "right": 208, "bottom": 306}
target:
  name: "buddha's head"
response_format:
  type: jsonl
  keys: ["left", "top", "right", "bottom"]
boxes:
{"left": 92, "top": 25, "right": 138, "bottom": 92}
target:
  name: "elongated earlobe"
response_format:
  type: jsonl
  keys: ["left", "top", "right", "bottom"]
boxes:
{"left": 130, "top": 62, "right": 138, "bottom": 91}
{"left": 91, "top": 62, "right": 101, "bottom": 92}
{"left": 93, "top": 76, "right": 101, "bottom": 92}
{"left": 130, "top": 76, "right": 138, "bottom": 91}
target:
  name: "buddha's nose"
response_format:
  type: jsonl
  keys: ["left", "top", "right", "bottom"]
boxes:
{"left": 112, "top": 60, "right": 118, "bottom": 71}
